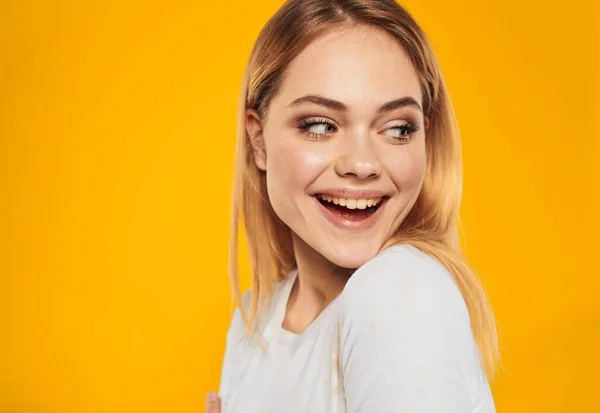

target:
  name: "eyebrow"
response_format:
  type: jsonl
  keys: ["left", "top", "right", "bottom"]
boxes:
{"left": 287, "top": 94, "right": 422, "bottom": 113}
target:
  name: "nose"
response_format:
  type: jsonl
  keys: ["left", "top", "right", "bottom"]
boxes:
{"left": 334, "top": 130, "right": 382, "bottom": 179}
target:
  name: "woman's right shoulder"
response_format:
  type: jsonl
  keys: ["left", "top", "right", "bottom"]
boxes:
{"left": 227, "top": 276, "right": 291, "bottom": 344}
{"left": 226, "top": 290, "right": 252, "bottom": 344}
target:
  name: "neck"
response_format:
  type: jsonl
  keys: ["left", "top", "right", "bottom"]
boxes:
{"left": 282, "top": 233, "right": 352, "bottom": 334}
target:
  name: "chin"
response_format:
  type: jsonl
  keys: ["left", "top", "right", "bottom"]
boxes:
{"left": 321, "top": 241, "right": 384, "bottom": 270}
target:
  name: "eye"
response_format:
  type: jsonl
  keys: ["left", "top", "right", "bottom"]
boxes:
{"left": 297, "top": 117, "right": 338, "bottom": 139}
{"left": 384, "top": 121, "right": 420, "bottom": 143}
{"left": 309, "top": 123, "right": 336, "bottom": 134}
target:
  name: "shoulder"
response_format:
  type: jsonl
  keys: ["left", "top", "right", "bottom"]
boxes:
{"left": 341, "top": 243, "right": 463, "bottom": 303}
{"left": 227, "top": 274, "right": 293, "bottom": 343}
{"left": 226, "top": 290, "right": 251, "bottom": 345}
{"left": 339, "top": 243, "right": 470, "bottom": 333}
{"left": 337, "top": 244, "right": 492, "bottom": 411}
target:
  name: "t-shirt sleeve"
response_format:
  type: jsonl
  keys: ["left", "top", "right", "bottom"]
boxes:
{"left": 338, "top": 245, "right": 493, "bottom": 412}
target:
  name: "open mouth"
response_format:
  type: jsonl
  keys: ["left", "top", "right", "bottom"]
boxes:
{"left": 314, "top": 194, "right": 388, "bottom": 221}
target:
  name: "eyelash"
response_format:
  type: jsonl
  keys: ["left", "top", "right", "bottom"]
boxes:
{"left": 297, "top": 118, "right": 337, "bottom": 139}
{"left": 297, "top": 117, "right": 420, "bottom": 142}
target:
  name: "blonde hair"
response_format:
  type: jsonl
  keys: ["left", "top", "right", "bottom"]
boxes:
{"left": 229, "top": 0, "right": 501, "bottom": 379}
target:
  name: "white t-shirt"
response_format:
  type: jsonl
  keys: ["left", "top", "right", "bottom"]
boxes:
{"left": 218, "top": 244, "right": 496, "bottom": 412}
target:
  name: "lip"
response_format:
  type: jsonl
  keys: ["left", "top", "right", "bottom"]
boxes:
{"left": 310, "top": 188, "right": 390, "bottom": 199}
{"left": 312, "top": 195, "right": 389, "bottom": 232}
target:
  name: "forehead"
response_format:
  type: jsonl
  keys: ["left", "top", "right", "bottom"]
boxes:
{"left": 274, "top": 26, "right": 423, "bottom": 108}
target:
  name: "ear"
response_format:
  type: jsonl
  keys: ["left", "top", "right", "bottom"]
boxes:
{"left": 246, "top": 109, "right": 267, "bottom": 171}
{"left": 424, "top": 115, "right": 430, "bottom": 132}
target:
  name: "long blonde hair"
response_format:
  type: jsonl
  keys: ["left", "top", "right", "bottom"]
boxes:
{"left": 229, "top": 0, "right": 501, "bottom": 379}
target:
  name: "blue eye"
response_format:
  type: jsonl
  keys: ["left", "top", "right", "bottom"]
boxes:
{"left": 385, "top": 121, "right": 419, "bottom": 142}
{"left": 306, "top": 122, "right": 336, "bottom": 134}
{"left": 298, "top": 118, "right": 337, "bottom": 139}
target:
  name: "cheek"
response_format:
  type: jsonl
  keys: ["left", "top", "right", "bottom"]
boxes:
{"left": 264, "top": 137, "right": 331, "bottom": 210}
{"left": 384, "top": 144, "right": 427, "bottom": 190}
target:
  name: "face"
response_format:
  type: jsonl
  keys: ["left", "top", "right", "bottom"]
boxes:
{"left": 246, "top": 26, "right": 429, "bottom": 269}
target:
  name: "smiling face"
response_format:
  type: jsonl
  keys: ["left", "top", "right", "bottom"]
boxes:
{"left": 246, "top": 25, "right": 429, "bottom": 269}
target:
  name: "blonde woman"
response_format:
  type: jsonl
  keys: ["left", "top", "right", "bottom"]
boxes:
{"left": 206, "top": 0, "right": 500, "bottom": 412}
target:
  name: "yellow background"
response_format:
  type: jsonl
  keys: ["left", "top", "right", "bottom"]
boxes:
{"left": 1, "top": 1, "right": 599, "bottom": 412}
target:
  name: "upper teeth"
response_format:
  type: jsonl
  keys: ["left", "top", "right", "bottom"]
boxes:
{"left": 319, "top": 195, "right": 382, "bottom": 210}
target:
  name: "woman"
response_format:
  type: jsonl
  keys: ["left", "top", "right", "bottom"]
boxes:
{"left": 207, "top": 0, "right": 500, "bottom": 411}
